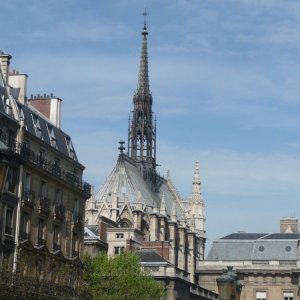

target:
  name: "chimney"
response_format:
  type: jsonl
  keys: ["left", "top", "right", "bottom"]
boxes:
{"left": 0, "top": 52, "right": 12, "bottom": 84}
{"left": 280, "top": 217, "right": 299, "bottom": 233}
{"left": 28, "top": 94, "right": 62, "bottom": 128}
{"left": 8, "top": 71, "right": 28, "bottom": 104}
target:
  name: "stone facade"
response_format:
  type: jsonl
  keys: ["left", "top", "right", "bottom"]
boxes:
{"left": 0, "top": 51, "right": 90, "bottom": 296}
{"left": 198, "top": 220, "right": 300, "bottom": 300}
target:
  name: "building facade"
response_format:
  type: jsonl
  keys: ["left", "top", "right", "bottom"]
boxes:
{"left": 85, "top": 20, "right": 216, "bottom": 300}
{"left": 197, "top": 218, "right": 300, "bottom": 300}
{"left": 0, "top": 51, "right": 90, "bottom": 297}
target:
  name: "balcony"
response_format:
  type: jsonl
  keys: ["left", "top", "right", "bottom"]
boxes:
{"left": 38, "top": 196, "right": 50, "bottom": 214}
{"left": 20, "top": 145, "right": 91, "bottom": 197}
{"left": 52, "top": 243, "right": 61, "bottom": 252}
{"left": 19, "top": 232, "right": 30, "bottom": 241}
{"left": 72, "top": 250, "right": 79, "bottom": 258}
{"left": 37, "top": 238, "right": 46, "bottom": 247}
{"left": 5, "top": 226, "right": 13, "bottom": 236}
{"left": 22, "top": 188, "right": 35, "bottom": 207}
{"left": 54, "top": 204, "right": 65, "bottom": 221}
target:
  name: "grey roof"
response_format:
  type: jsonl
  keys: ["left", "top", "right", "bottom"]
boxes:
{"left": 137, "top": 250, "right": 169, "bottom": 264}
{"left": 95, "top": 155, "right": 185, "bottom": 220}
{"left": 207, "top": 232, "right": 300, "bottom": 261}
{"left": 18, "top": 102, "right": 78, "bottom": 162}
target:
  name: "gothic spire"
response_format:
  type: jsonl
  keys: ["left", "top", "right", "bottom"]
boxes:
{"left": 192, "top": 161, "right": 202, "bottom": 201}
{"left": 137, "top": 9, "right": 150, "bottom": 97}
{"left": 128, "top": 11, "right": 156, "bottom": 184}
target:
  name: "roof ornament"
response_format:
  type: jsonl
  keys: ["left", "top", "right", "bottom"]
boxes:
{"left": 118, "top": 140, "right": 125, "bottom": 154}
{"left": 142, "top": 8, "right": 149, "bottom": 33}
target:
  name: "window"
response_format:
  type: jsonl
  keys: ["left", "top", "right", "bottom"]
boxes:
{"left": 48, "top": 125, "right": 57, "bottom": 148}
{"left": 37, "top": 219, "right": 46, "bottom": 246}
{"left": 21, "top": 213, "right": 30, "bottom": 240}
{"left": 33, "top": 115, "right": 42, "bottom": 139}
{"left": 5, "top": 206, "right": 14, "bottom": 235}
{"left": 41, "top": 181, "right": 47, "bottom": 198}
{"left": 65, "top": 136, "right": 75, "bottom": 159}
{"left": 284, "top": 292, "right": 294, "bottom": 300}
{"left": 114, "top": 247, "right": 124, "bottom": 255}
{"left": 5, "top": 167, "right": 18, "bottom": 193}
{"left": 116, "top": 233, "right": 124, "bottom": 239}
{"left": 53, "top": 225, "right": 61, "bottom": 251}
{"left": 55, "top": 189, "right": 62, "bottom": 205}
{"left": 24, "top": 173, "right": 31, "bottom": 191}
{"left": 256, "top": 291, "right": 267, "bottom": 300}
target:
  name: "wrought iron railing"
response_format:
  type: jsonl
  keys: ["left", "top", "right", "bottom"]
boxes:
{"left": 37, "top": 238, "right": 46, "bottom": 247}
{"left": 54, "top": 203, "right": 65, "bottom": 219}
{"left": 0, "top": 132, "right": 91, "bottom": 197}
{"left": 52, "top": 243, "right": 61, "bottom": 252}
{"left": 38, "top": 196, "right": 50, "bottom": 212}
{"left": 22, "top": 188, "right": 35, "bottom": 205}
{"left": 19, "top": 232, "right": 30, "bottom": 241}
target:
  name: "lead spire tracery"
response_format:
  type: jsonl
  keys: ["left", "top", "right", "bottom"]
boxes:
{"left": 128, "top": 11, "right": 156, "bottom": 183}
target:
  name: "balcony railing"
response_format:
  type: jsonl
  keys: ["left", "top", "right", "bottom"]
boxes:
{"left": 52, "top": 243, "right": 61, "bottom": 252}
{"left": 72, "top": 250, "right": 79, "bottom": 258}
{"left": 38, "top": 196, "right": 50, "bottom": 213}
{"left": 73, "top": 213, "right": 82, "bottom": 225}
{"left": 5, "top": 226, "right": 13, "bottom": 235}
{"left": 21, "top": 146, "right": 91, "bottom": 197}
{"left": 54, "top": 204, "right": 65, "bottom": 220}
{"left": 22, "top": 188, "right": 35, "bottom": 206}
{"left": 19, "top": 232, "right": 30, "bottom": 241}
{"left": 37, "top": 238, "right": 46, "bottom": 247}
{"left": 0, "top": 133, "right": 92, "bottom": 197}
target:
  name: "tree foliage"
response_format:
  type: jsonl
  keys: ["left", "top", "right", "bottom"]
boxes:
{"left": 83, "top": 252, "right": 165, "bottom": 300}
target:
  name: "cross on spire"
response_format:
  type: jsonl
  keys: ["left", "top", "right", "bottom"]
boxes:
{"left": 142, "top": 8, "right": 148, "bottom": 30}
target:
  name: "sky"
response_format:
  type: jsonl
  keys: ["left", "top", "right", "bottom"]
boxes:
{"left": 2, "top": 0, "right": 300, "bottom": 249}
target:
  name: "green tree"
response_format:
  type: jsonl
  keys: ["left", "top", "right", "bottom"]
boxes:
{"left": 83, "top": 252, "right": 165, "bottom": 300}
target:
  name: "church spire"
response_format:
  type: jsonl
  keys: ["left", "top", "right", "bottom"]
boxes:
{"left": 192, "top": 161, "right": 202, "bottom": 200}
{"left": 128, "top": 10, "right": 156, "bottom": 184}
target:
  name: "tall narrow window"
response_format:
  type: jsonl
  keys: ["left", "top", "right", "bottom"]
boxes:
{"left": 41, "top": 181, "right": 47, "bottom": 198}
{"left": 65, "top": 136, "right": 75, "bottom": 159}
{"left": 48, "top": 125, "right": 57, "bottom": 148}
{"left": 21, "top": 213, "right": 30, "bottom": 240}
{"left": 5, "top": 206, "right": 13, "bottom": 235}
{"left": 53, "top": 225, "right": 61, "bottom": 251}
{"left": 56, "top": 190, "right": 62, "bottom": 205}
{"left": 37, "top": 219, "right": 46, "bottom": 246}
{"left": 33, "top": 115, "right": 42, "bottom": 139}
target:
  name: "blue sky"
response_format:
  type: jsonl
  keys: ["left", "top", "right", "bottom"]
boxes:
{"left": 2, "top": 0, "right": 300, "bottom": 248}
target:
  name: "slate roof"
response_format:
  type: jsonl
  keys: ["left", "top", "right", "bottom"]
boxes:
{"left": 137, "top": 250, "right": 169, "bottom": 264}
{"left": 95, "top": 155, "right": 185, "bottom": 220}
{"left": 19, "top": 102, "right": 78, "bottom": 161}
{"left": 207, "top": 232, "right": 300, "bottom": 261}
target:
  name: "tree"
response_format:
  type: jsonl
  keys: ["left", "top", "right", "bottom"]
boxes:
{"left": 83, "top": 252, "right": 165, "bottom": 300}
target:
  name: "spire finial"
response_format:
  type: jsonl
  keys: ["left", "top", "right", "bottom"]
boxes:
{"left": 142, "top": 8, "right": 149, "bottom": 32}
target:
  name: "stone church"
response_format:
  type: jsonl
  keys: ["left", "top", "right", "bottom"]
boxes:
{"left": 85, "top": 19, "right": 218, "bottom": 300}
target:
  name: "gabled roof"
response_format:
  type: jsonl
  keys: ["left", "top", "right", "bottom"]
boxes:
{"left": 95, "top": 155, "right": 185, "bottom": 220}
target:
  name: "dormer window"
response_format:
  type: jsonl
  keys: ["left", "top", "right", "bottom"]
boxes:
{"left": 4, "top": 98, "right": 13, "bottom": 116}
{"left": 48, "top": 125, "right": 57, "bottom": 148}
{"left": 65, "top": 136, "right": 75, "bottom": 159}
{"left": 33, "top": 115, "right": 42, "bottom": 139}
